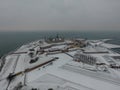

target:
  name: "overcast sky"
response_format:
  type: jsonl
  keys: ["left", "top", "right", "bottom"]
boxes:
{"left": 0, "top": 0, "right": 120, "bottom": 31}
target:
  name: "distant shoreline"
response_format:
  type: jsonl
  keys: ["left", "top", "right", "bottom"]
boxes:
{"left": 0, "top": 31, "right": 120, "bottom": 57}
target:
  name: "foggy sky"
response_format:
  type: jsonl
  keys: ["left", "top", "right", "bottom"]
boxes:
{"left": 0, "top": 0, "right": 120, "bottom": 31}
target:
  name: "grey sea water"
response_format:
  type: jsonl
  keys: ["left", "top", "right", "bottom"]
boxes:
{"left": 0, "top": 31, "right": 120, "bottom": 57}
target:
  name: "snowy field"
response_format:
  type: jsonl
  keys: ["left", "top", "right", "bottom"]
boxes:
{"left": 1, "top": 39, "right": 120, "bottom": 90}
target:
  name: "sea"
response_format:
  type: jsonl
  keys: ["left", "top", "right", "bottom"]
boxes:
{"left": 0, "top": 31, "right": 120, "bottom": 57}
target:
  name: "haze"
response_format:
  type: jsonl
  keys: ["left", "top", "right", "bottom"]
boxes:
{"left": 0, "top": 0, "right": 120, "bottom": 31}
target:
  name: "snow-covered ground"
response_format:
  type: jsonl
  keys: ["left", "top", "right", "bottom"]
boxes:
{"left": 101, "top": 43, "right": 120, "bottom": 49}
{"left": 0, "top": 39, "right": 120, "bottom": 90}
